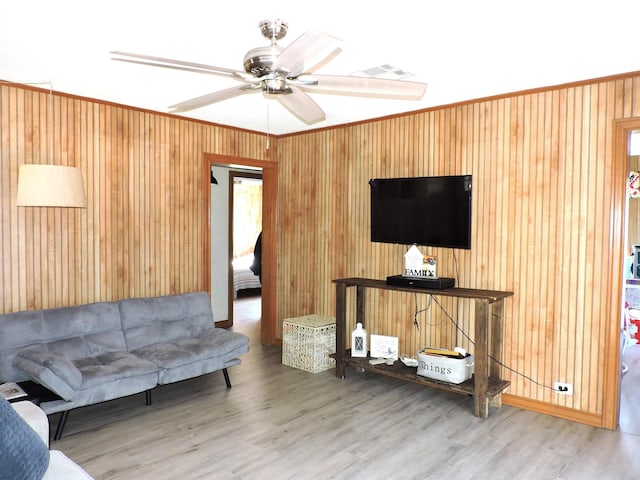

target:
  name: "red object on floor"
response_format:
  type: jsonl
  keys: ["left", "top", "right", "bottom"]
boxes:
{"left": 630, "top": 319, "right": 640, "bottom": 339}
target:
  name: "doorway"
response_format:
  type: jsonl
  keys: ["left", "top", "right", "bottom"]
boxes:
{"left": 229, "top": 171, "right": 263, "bottom": 329}
{"left": 205, "top": 154, "right": 278, "bottom": 346}
{"left": 620, "top": 128, "right": 640, "bottom": 434}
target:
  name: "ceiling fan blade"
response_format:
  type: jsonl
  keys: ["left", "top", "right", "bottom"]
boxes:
{"left": 275, "top": 87, "right": 326, "bottom": 125}
{"left": 299, "top": 74, "right": 427, "bottom": 99}
{"left": 271, "top": 30, "right": 342, "bottom": 77}
{"left": 110, "top": 51, "right": 253, "bottom": 81}
{"left": 169, "top": 84, "right": 259, "bottom": 113}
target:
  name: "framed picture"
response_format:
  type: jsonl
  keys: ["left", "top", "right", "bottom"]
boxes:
{"left": 370, "top": 334, "right": 398, "bottom": 360}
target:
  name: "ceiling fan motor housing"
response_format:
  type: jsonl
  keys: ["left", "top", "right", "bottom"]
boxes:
{"left": 243, "top": 45, "right": 283, "bottom": 77}
{"left": 243, "top": 19, "right": 288, "bottom": 83}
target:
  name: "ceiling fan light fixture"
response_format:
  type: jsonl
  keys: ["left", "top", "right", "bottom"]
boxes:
{"left": 263, "top": 77, "right": 291, "bottom": 95}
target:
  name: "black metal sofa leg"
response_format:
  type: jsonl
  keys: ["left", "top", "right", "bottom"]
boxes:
{"left": 53, "top": 410, "right": 69, "bottom": 441}
{"left": 53, "top": 377, "right": 228, "bottom": 440}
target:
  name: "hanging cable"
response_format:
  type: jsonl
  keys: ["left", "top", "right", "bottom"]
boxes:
{"left": 413, "top": 292, "right": 431, "bottom": 330}
{"left": 48, "top": 81, "right": 54, "bottom": 165}
{"left": 413, "top": 293, "right": 449, "bottom": 330}
{"left": 265, "top": 101, "right": 270, "bottom": 151}
{"left": 429, "top": 295, "right": 556, "bottom": 392}
{"left": 452, "top": 250, "right": 460, "bottom": 285}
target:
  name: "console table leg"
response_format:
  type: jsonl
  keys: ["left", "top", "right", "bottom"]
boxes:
{"left": 488, "top": 299, "right": 505, "bottom": 412}
{"left": 474, "top": 300, "right": 489, "bottom": 418}
{"left": 356, "top": 285, "right": 366, "bottom": 327}
{"left": 335, "top": 283, "right": 347, "bottom": 378}
{"left": 490, "top": 299, "right": 505, "bottom": 380}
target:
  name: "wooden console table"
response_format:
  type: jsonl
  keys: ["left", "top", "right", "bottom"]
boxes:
{"left": 333, "top": 277, "right": 513, "bottom": 418}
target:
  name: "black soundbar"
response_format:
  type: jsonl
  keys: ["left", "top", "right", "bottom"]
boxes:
{"left": 386, "top": 275, "right": 455, "bottom": 290}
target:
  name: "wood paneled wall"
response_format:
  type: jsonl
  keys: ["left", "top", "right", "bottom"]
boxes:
{"left": 0, "top": 84, "right": 268, "bottom": 312}
{"left": 2, "top": 73, "right": 640, "bottom": 429}
{"left": 276, "top": 74, "right": 640, "bottom": 427}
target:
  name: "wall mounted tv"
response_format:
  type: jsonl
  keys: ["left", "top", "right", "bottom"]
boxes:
{"left": 369, "top": 174, "right": 472, "bottom": 249}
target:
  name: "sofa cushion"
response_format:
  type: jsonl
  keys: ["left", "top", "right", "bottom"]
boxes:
{"left": 0, "top": 302, "right": 123, "bottom": 383}
{"left": 73, "top": 351, "right": 158, "bottom": 388}
{"left": 131, "top": 328, "right": 248, "bottom": 369}
{"left": 119, "top": 292, "right": 215, "bottom": 351}
{"left": 13, "top": 347, "right": 83, "bottom": 401}
{"left": 0, "top": 398, "right": 49, "bottom": 480}
{"left": 37, "top": 370, "right": 159, "bottom": 416}
{"left": 14, "top": 348, "right": 159, "bottom": 402}
{"left": 131, "top": 328, "right": 249, "bottom": 384}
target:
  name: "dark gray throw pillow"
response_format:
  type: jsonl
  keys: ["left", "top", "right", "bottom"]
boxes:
{"left": 0, "top": 398, "right": 49, "bottom": 480}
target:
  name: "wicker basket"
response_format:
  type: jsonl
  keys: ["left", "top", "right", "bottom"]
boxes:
{"left": 282, "top": 315, "right": 336, "bottom": 373}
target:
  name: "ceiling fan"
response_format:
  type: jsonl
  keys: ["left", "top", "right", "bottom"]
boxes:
{"left": 111, "top": 19, "right": 427, "bottom": 125}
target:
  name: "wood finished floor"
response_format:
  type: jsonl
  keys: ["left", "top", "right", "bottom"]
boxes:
{"left": 53, "top": 296, "right": 640, "bottom": 480}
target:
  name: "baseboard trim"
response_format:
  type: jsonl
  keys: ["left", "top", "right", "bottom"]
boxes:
{"left": 214, "top": 319, "right": 231, "bottom": 329}
{"left": 502, "top": 393, "right": 606, "bottom": 429}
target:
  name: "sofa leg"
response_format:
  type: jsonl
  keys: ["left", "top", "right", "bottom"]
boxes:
{"left": 145, "top": 389, "right": 152, "bottom": 406}
{"left": 223, "top": 368, "right": 232, "bottom": 388}
{"left": 53, "top": 410, "right": 69, "bottom": 441}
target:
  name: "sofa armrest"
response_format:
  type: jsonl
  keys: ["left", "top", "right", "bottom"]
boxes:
{"left": 1, "top": 398, "right": 50, "bottom": 479}
{"left": 14, "top": 348, "right": 82, "bottom": 401}
{"left": 45, "top": 451, "right": 95, "bottom": 480}
{"left": 12, "top": 400, "right": 49, "bottom": 446}
{"left": 12, "top": 401, "right": 96, "bottom": 480}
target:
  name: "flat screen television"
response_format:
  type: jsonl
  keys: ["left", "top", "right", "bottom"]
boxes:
{"left": 369, "top": 174, "right": 472, "bottom": 249}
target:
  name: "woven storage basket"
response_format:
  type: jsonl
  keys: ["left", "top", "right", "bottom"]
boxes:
{"left": 282, "top": 315, "right": 336, "bottom": 373}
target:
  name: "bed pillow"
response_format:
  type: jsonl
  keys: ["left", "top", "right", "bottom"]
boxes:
{"left": 0, "top": 397, "right": 49, "bottom": 480}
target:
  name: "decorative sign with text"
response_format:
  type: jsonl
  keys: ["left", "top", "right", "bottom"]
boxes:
{"left": 403, "top": 245, "right": 437, "bottom": 278}
{"left": 370, "top": 334, "right": 398, "bottom": 360}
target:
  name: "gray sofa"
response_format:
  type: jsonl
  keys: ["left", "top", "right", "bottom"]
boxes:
{"left": 0, "top": 292, "right": 249, "bottom": 439}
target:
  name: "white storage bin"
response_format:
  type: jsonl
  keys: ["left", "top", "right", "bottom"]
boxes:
{"left": 417, "top": 348, "right": 474, "bottom": 384}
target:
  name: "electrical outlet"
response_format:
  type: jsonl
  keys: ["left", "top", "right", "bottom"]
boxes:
{"left": 553, "top": 382, "right": 573, "bottom": 395}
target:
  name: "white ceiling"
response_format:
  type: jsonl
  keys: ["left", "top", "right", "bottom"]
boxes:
{"left": 1, "top": 1, "right": 639, "bottom": 135}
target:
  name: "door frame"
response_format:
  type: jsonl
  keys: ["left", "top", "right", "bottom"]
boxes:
{"left": 203, "top": 153, "right": 278, "bottom": 346}
{"left": 602, "top": 117, "right": 640, "bottom": 429}
{"left": 227, "top": 170, "right": 263, "bottom": 328}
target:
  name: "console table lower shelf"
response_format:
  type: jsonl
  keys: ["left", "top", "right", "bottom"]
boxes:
{"left": 339, "top": 352, "right": 511, "bottom": 407}
{"left": 333, "top": 277, "right": 515, "bottom": 418}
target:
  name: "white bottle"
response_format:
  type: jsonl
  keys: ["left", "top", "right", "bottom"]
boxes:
{"left": 351, "top": 322, "right": 367, "bottom": 358}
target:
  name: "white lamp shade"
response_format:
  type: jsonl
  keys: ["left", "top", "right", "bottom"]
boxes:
{"left": 17, "top": 164, "right": 87, "bottom": 207}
